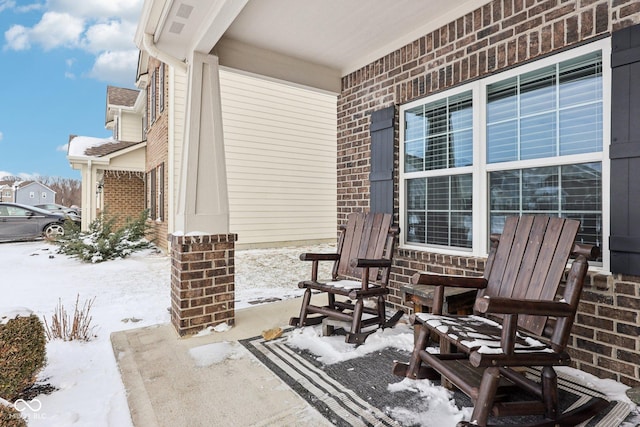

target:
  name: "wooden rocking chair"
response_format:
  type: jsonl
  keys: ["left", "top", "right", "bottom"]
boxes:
{"left": 392, "top": 215, "right": 607, "bottom": 427}
{"left": 289, "top": 212, "right": 402, "bottom": 344}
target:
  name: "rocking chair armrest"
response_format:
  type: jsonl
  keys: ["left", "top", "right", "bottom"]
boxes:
{"left": 349, "top": 258, "right": 392, "bottom": 268}
{"left": 299, "top": 253, "right": 340, "bottom": 262}
{"left": 410, "top": 272, "right": 488, "bottom": 289}
{"left": 475, "top": 296, "right": 575, "bottom": 317}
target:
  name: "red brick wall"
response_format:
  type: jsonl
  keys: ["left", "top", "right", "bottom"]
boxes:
{"left": 170, "top": 233, "right": 236, "bottom": 335}
{"left": 102, "top": 171, "right": 145, "bottom": 230}
{"left": 337, "top": 0, "right": 640, "bottom": 387}
{"left": 146, "top": 59, "right": 169, "bottom": 250}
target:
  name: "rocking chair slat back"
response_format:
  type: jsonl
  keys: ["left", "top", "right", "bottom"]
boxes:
{"left": 337, "top": 212, "right": 393, "bottom": 282}
{"left": 479, "top": 215, "right": 580, "bottom": 337}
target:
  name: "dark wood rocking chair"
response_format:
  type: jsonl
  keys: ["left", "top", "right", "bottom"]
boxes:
{"left": 392, "top": 215, "right": 607, "bottom": 427}
{"left": 289, "top": 212, "right": 402, "bottom": 344}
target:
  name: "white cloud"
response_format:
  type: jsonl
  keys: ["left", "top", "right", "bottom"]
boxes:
{"left": 0, "top": 1, "right": 44, "bottom": 14}
{"left": 48, "top": 0, "right": 143, "bottom": 21}
{"left": 16, "top": 3, "right": 44, "bottom": 13}
{"left": 0, "top": 0, "right": 15, "bottom": 13}
{"left": 3, "top": 0, "right": 143, "bottom": 85}
{"left": 0, "top": 131, "right": 3, "bottom": 141}
{"left": 88, "top": 49, "right": 138, "bottom": 85}
{"left": 4, "top": 25, "right": 30, "bottom": 50}
{"left": 30, "top": 11, "right": 84, "bottom": 50}
{"left": 83, "top": 19, "right": 137, "bottom": 53}
{"left": 56, "top": 143, "right": 69, "bottom": 152}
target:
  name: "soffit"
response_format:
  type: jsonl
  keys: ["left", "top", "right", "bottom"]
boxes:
{"left": 152, "top": 0, "right": 485, "bottom": 75}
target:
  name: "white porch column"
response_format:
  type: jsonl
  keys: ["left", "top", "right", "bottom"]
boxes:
{"left": 175, "top": 52, "right": 229, "bottom": 233}
{"left": 79, "top": 162, "right": 100, "bottom": 231}
{"left": 171, "top": 52, "right": 235, "bottom": 335}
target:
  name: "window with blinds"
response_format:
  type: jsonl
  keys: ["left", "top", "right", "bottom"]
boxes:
{"left": 487, "top": 52, "right": 603, "bottom": 250}
{"left": 400, "top": 41, "right": 606, "bottom": 257}
{"left": 487, "top": 52, "right": 603, "bottom": 163}
{"left": 404, "top": 91, "right": 473, "bottom": 248}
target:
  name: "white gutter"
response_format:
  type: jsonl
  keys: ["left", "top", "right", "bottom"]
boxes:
{"left": 143, "top": 33, "right": 188, "bottom": 73}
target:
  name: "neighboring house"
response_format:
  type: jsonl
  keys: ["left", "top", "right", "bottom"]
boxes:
{"left": 67, "top": 86, "right": 147, "bottom": 231}
{"left": 7, "top": 181, "right": 56, "bottom": 206}
{"left": 136, "top": 1, "right": 640, "bottom": 383}
{"left": 0, "top": 182, "right": 14, "bottom": 202}
{"left": 106, "top": 85, "right": 143, "bottom": 143}
{"left": 138, "top": 52, "right": 170, "bottom": 249}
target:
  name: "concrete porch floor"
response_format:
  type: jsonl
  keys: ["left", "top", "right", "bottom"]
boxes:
{"left": 111, "top": 296, "right": 334, "bottom": 427}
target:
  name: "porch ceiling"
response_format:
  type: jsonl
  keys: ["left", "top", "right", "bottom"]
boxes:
{"left": 221, "top": 0, "right": 481, "bottom": 75}
{"left": 138, "top": 0, "right": 484, "bottom": 92}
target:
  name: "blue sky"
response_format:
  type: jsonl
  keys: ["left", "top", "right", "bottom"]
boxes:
{"left": 0, "top": 0, "right": 143, "bottom": 180}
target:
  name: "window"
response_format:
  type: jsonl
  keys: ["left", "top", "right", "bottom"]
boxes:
{"left": 113, "top": 116, "right": 119, "bottom": 140}
{"left": 159, "top": 64, "right": 165, "bottom": 113}
{"left": 149, "top": 169, "right": 156, "bottom": 220}
{"left": 146, "top": 164, "right": 164, "bottom": 222}
{"left": 157, "top": 163, "right": 164, "bottom": 221}
{"left": 149, "top": 70, "right": 156, "bottom": 125}
{"left": 404, "top": 91, "right": 473, "bottom": 248}
{"left": 400, "top": 40, "right": 608, "bottom": 264}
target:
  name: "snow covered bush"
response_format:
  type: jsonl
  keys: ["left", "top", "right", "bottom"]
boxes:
{"left": 0, "top": 311, "right": 46, "bottom": 402}
{"left": 54, "top": 210, "right": 153, "bottom": 263}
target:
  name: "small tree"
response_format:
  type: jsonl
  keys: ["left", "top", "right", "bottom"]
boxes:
{"left": 54, "top": 210, "right": 153, "bottom": 263}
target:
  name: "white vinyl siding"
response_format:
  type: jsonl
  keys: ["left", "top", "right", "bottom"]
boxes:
{"left": 120, "top": 110, "right": 143, "bottom": 142}
{"left": 168, "top": 67, "right": 187, "bottom": 237}
{"left": 219, "top": 69, "right": 337, "bottom": 248}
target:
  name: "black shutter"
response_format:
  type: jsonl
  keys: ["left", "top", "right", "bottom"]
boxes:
{"left": 369, "top": 106, "right": 395, "bottom": 214}
{"left": 610, "top": 23, "right": 640, "bottom": 276}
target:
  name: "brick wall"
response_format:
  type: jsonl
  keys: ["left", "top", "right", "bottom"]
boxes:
{"left": 146, "top": 59, "right": 169, "bottom": 250}
{"left": 337, "top": 0, "right": 640, "bottom": 387}
{"left": 170, "top": 233, "right": 236, "bottom": 335}
{"left": 102, "top": 170, "right": 145, "bottom": 230}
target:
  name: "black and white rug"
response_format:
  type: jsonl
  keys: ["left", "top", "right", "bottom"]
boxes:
{"left": 240, "top": 329, "right": 632, "bottom": 427}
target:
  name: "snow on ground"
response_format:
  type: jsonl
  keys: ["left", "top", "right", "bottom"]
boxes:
{"left": 0, "top": 240, "right": 637, "bottom": 426}
{"left": 0, "top": 240, "right": 335, "bottom": 426}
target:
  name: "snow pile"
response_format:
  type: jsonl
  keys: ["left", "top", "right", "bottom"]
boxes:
{"left": 188, "top": 342, "right": 245, "bottom": 367}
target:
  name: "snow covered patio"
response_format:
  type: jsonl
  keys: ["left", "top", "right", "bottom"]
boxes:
{"left": 1, "top": 241, "right": 638, "bottom": 426}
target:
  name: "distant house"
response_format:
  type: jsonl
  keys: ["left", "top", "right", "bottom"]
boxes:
{"left": 0, "top": 181, "right": 56, "bottom": 206}
{"left": 0, "top": 182, "right": 14, "bottom": 202}
{"left": 67, "top": 86, "right": 147, "bottom": 231}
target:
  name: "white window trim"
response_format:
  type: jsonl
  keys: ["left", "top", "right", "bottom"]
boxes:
{"left": 399, "top": 38, "right": 611, "bottom": 271}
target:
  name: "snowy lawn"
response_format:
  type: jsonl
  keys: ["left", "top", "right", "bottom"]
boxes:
{"left": 0, "top": 240, "right": 334, "bottom": 426}
{"left": 0, "top": 240, "right": 637, "bottom": 426}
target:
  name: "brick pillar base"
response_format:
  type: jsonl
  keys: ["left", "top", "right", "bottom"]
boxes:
{"left": 170, "top": 233, "right": 237, "bottom": 336}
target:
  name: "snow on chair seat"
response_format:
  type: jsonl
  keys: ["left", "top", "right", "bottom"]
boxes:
{"left": 392, "top": 215, "right": 605, "bottom": 427}
{"left": 289, "top": 212, "right": 402, "bottom": 344}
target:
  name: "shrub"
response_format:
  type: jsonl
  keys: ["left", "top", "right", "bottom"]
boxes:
{"left": 55, "top": 210, "right": 153, "bottom": 263}
{"left": 44, "top": 295, "right": 96, "bottom": 342}
{"left": 0, "top": 314, "right": 46, "bottom": 402}
{"left": 0, "top": 400, "right": 26, "bottom": 427}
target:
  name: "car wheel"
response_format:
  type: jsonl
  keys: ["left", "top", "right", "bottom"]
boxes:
{"left": 44, "top": 223, "right": 65, "bottom": 239}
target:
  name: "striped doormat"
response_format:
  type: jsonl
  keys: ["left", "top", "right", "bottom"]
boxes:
{"left": 240, "top": 330, "right": 632, "bottom": 427}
